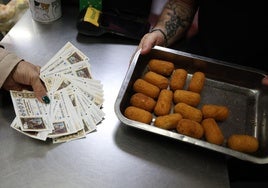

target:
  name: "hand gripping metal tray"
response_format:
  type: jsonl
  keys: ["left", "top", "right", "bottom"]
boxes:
{"left": 115, "top": 46, "right": 268, "bottom": 164}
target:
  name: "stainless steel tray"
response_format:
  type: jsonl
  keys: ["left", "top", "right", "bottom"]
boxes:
{"left": 115, "top": 46, "right": 268, "bottom": 164}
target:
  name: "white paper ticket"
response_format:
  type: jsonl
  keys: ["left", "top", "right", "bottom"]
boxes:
{"left": 9, "top": 41, "right": 105, "bottom": 143}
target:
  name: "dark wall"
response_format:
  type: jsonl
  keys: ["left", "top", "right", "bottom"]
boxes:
{"left": 102, "top": 0, "right": 152, "bottom": 18}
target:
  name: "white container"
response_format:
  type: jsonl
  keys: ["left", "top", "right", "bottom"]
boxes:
{"left": 28, "top": 0, "right": 61, "bottom": 23}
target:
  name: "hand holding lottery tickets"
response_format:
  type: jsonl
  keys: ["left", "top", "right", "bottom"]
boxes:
{"left": 2, "top": 60, "right": 49, "bottom": 104}
{"left": 124, "top": 59, "right": 259, "bottom": 154}
{"left": 9, "top": 42, "right": 105, "bottom": 143}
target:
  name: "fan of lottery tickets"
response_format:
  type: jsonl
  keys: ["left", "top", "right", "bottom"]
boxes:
{"left": 9, "top": 42, "right": 105, "bottom": 143}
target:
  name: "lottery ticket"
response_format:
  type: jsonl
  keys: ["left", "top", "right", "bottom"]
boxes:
{"left": 9, "top": 42, "right": 105, "bottom": 143}
{"left": 10, "top": 90, "right": 52, "bottom": 132}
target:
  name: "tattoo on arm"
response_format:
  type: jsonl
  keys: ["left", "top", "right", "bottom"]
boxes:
{"left": 164, "top": 0, "right": 196, "bottom": 39}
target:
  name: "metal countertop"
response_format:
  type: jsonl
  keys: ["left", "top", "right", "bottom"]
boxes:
{"left": 0, "top": 5, "right": 230, "bottom": 188}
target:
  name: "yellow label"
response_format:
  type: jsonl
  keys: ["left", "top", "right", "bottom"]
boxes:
{"left": 83, "top": 7, "right": 101, "bottom": 27}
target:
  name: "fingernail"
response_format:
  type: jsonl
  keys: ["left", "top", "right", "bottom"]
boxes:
{"left": 42, "top": 96, "right": 50, "bottom": 104}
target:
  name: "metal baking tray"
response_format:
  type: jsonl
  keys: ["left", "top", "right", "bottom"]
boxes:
{"left": 115, "top": 46, "right": 268, "bottom": 164}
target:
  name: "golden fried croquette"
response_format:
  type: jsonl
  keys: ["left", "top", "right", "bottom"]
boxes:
{"left": 173, "top": 90, "right": 201, "bottom": 107}
{"left": 154, "top": 89, "right": 173, "bottom": 116}
{"left": 133, "top": 79, "right": 160, "bottom": 99}
{"left": 130, "top": 93, "right": 156, "bottom": 112}
{"left": 201, "top": 104, "right": 229, "bottom": 121}
{"left": 148, "top": 59, "right": 175, "bottom": 76}
{"left": 188, "top": 71, "right": 205, "bottom": 93}
{"left": 170, "top": 69, "right": 188, "bottom": 91}
{"left": 201, "top": 118, "right": 224, "bottom": 145}
{"left": 174, "top": 102, "right": 203, "bottom": 122}
{"left": 176, "top": 119, "right": 204, "bottom": 139}
{"left": 124, "top": 106, "right": 153, "bottom": 124}
{"left": 143, "top": 71, "right": 169, "bottom": 89}
{"left": 154, "top": 113, "right": 183, "bottom": 130}
{"left": 227, "top": 134, "right": 259, "bottom": 153}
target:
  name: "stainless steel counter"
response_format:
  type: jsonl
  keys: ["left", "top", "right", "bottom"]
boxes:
{"left": 0, "top": 5, "right": 230, "bottom": 188}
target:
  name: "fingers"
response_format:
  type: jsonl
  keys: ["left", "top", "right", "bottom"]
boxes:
{"left": 28, "top": 63, "right": 50, "bottom": 104}
{"left": 139, "top": 34, "right": 156, "bottom": 55}
{"left": 12, "top": 61, "right": 50, "bottom": 104}
{"left": 31, "top": 78, "right": 50, "bottom": 104}
{"left": 2, "top": 75, "right": 24, "bottom": 91}
{"left": 138, "top": 32, "right": 165, "bottom": 55}
{"left": 262, "top": 76, "right": 268, "bottom": 86}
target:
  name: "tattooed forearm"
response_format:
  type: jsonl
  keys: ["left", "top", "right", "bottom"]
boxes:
{"left": 164, "top": 0, "right": 196, "bottom": 39}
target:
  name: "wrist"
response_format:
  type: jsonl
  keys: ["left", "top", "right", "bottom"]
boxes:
{"left": 150, "top": 28, "right": 168, "bottom": 47}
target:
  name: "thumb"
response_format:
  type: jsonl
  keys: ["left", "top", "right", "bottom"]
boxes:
{"left": 32, "top": 79, "right": 50, "bottom": 104}
{"left": 262, "top": 76, "right": 268, "bottom": 86}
